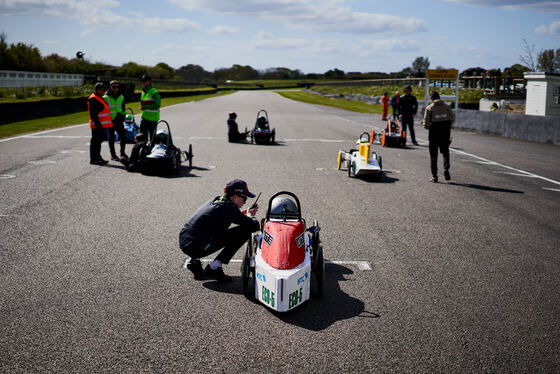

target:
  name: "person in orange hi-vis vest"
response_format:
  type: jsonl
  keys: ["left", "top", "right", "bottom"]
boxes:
{"left": 381, "top": 91, "right": 389, "bottom": 121}
{"left": 87, "top": 82, "right": 113, "bottom": 165}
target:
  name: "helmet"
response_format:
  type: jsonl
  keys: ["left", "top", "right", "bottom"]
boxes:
{"left": 257, "top": 116, "right": 267, "bottom": 128}
{"left": 125, "top": 114, "right": 133, "bottom": 123}
{"left": 229, "top": 111, "right": 237, "bottom": 119}
{"left": 154, "top": 128, "right": 169, "bottom": 144}
{"left": 270, "top": 196, "right": 298, "bottom": 219}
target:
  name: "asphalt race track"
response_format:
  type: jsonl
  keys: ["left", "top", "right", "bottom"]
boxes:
{"left": 1, "top": 91, "right": 559, "bottom": 373}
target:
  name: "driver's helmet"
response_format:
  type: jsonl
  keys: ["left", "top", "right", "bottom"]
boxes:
{"left": 154, "top": 128, "right": 169, "bottom": 144}
{"left": 270, "top": 196, "right": 298, "bottom": 219}
{"left": 229, "top": 111, "right": 237, "bottom": 119}
{"left": 125, "top": 114, "right": 133, "bottom": 124}
{"left": 257, "top": 116, "right": 268, "bottom": 128}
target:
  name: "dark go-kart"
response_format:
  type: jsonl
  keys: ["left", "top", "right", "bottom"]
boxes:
{"left": 140, "top": 120, "right": 193, "bottom": 175}
{"left": 241, "top": 191, "right": 324, "bottom": 311}
{"left": 250, "top": 109, "right": 276, "bottom": 144}
{"left": 380, "top": 118, "right": 406, "bottom": 147}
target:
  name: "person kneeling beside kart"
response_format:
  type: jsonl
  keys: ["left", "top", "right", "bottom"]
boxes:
{"left": 120, "top": 132, "right": 148, "bottom": 172}
{"left": 179, "top": 179, "right": 260, "bottom": 281}
{"left": 227, "top": 112, "right": 249, "bottom": 143}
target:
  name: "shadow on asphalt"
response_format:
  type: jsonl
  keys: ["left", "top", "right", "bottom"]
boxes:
{"left": 143, "top": 165, "right": 210, "bottom": 179}
{"left": 359, "top": 171, "right": 399, "bottom": 184}
{"left": 203, "top": 263, "right": 379, "bottom": 331}
{"left": 447, "top": 182, "right": 524, "bottom": 194}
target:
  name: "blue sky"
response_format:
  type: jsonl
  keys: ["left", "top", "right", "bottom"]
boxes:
{"left": 0, "top": 0, "right": 559, "bottom": 74}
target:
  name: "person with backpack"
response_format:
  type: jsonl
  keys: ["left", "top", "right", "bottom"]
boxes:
{"left": 422, "top": 91, "right": 455, "bottom": 183}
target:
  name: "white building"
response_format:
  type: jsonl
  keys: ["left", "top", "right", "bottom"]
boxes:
{"left": 524, "top": 72, "right": 560, "bottom": 116}
{"left": 0, "top": 70, "right": 84, "bottom": 88}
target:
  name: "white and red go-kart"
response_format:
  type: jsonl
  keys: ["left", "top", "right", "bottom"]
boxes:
{"left": 241, "top": 191, "right": 325, "bottom": 311}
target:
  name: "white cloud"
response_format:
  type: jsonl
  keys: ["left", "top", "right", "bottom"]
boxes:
{"left": 443, "top": 0, "right": 560, "bottom": 13}
{"left": 0, "top": 0, "right": 200, "bottom": 31}
{"left": 534, "top": 20, "right": 560, "bottom": 35}
{"left": 170, "top": 0, "right": 427, "bottom": 34}
{"left": 244, "top": 30, "right": 340, "bottom": 54}
{"left": 133, "top": 15, "right": 200, "bottom": 33}
{"left": 208, "top": 25, "right": 240, "bottom": 35}
{"left": 357, "top": 38, "right": 421, "bottom": 52}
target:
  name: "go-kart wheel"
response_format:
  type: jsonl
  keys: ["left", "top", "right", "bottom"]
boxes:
{"left": 250, "top": 133, "right": 254, "bottom": 144}
{"left": 188, "top": 144, "right": 193, "bottom": 169}
{"left": 241, "top": 236, "right": 254, "bottom": 299}
{"left": 311, "top": 245, "right": 325, "bottom": 298}
{"left": 347, "top": 158, "right": 352, "bottom": 177}
{"left": 381, "top": 132, "right": 386, "bottom": 147}
{"left": 311, "top": 219, "right": 320, "bottom": 267}
{"left": 378, "top": 155, "right": 382, "bottom": 170}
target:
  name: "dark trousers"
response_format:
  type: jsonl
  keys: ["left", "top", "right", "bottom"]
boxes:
{"left": 228, "top": 131, "right": 248, "bottom": 143}
{"left": 180, "top": 225, "right": 252, "bottom": 264}
{"left": 401, "top": 115, "right": 416, "bottom": 143}
{"left": 90, "top": 127, "right": 106, "bottom": 162}
{"left": 140, "top": 119, "right": 157, "bottom": 143}
{"left": 108, "top": 118, "right": 126, "bottom": 157}
{"left": 428, "top": 122, "right": 451, "bottom": 177}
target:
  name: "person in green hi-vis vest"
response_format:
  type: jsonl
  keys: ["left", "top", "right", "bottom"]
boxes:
{"left": 139, "top": 75, "right": 161, "bottom": 143}
{"left": 103, "top": 80, "right": 127, "bottom": 160}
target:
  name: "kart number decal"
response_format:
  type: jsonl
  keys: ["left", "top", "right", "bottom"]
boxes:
{"left": 295, "top": 233, "right": 304, "bottom": 248}
{"left": 263, "top": 230, "right": 274, "bottom": 246}
{"left": 289, "top": 287, "right": 303, "bottom": 309}
{"left": 261, "top": 285, "right": 275, "bottom": 308}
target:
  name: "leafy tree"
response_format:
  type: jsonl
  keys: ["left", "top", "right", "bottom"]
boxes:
{"left": 461, "top": 67, "right": 485, "bottom": 77}
{"left": 507, "top": 64, "right": 530, "bottom": 77}
{"left": 537, "top": 48, "right": 560, "bottom": 73}
{"left": 154, "top": 62, "right": 175, "bottom": 79}
{"left": 116, "top": 61, "right": 148, "bottom": 78}
{"left": 228, "top": 64, "right": 259, "bottom": 80}
{"left": 324, "top": 68, "right": 345, "bottom": 79}
{"left": 0, "top": 32, "right": 14, "bottom": 69}
{"left": 261, "top": 67, "right": 302, "bottom": 79}
{"left": 175, "top": 64, "right": 211, "bottom": 81}
{"left": 411, "top": 56, "right": 430, "bottom": 77}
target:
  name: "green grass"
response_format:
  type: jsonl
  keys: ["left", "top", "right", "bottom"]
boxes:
{"left": 276, "top": 90, "right": 383, "bottom": 113}
{"left": 0, "top": 91, "right": 232, "bottom": 139}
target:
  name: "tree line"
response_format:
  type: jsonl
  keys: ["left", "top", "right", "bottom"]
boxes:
{"left": 1, "top": 33, "right": 558, "bottom": 83}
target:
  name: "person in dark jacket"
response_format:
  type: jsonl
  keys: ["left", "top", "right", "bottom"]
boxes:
{"left": 120, "top": 133, "right": 148, "bottom": 172}
{"left": 227, "top": 112, "right": 248, "bottom": 142}
{"left": 179, "top": 179, "right": 260, "bottom": 281}
{"left": 422, "top": 91, "right": 455, "bottom": 182}
{"left": 87, "top": 82, "right": 111, "bottom": 165}
{"left": 398, "top": 85, "right": 419, "bottom": 145}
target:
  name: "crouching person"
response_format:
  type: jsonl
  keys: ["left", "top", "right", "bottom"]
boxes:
{"left": 227, "top": 112, "right": 249, "bottom": 143}
{"left": 179, "top": 179, "right": 260, "bottom": 281}
{"left": 120, "top": 133, "right": 148, "bottom": 172}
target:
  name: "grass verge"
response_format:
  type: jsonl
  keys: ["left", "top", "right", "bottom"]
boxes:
{"left": 0, "top": 91, "right": 232, "bottom": 139}
{"left": 276, "top": 90, "right": 382, "bottom": 114}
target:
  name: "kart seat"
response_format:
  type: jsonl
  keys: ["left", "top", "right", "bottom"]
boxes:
{"left": 358, "top": 142, "right": 370, "bottom": 163}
